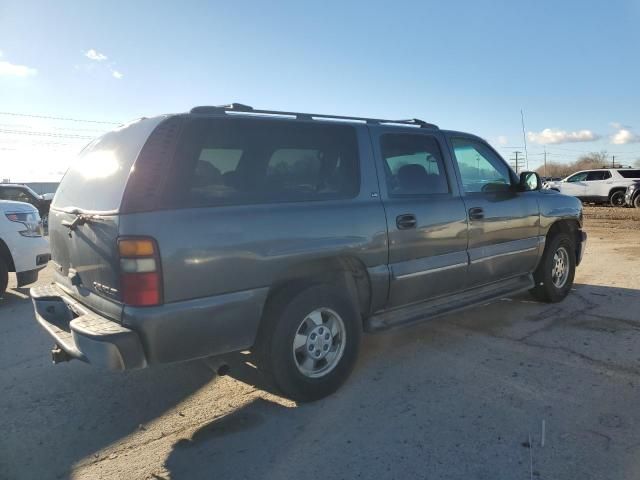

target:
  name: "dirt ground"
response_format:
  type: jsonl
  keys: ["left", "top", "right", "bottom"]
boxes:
{"left": 1, "top": 208, "right": 639, "bottom": 480}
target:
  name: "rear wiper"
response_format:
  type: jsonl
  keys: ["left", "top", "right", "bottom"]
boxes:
{"left": 61, "top": 213, "right": 95, "bottom": 235}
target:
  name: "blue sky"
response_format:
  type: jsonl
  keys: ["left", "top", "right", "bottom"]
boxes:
{"left": 1, "top": 0, "right": 640, "bottom": 181}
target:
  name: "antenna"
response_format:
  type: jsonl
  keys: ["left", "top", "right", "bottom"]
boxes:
{"left": 521, "top": 109, "right": 529, "bottom": 170}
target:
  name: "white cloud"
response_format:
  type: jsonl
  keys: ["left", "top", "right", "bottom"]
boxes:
{"left": 497, "top": 135, "right": 508, "bottom": 145}
{"left": 0, "top": 60, "right": 37, "bottom": 77}
{"left": 111, "top": 69, "right": 123, "bottom": 79}
{"left": 85, "top": 49, "right": 108, "bottom": 61}
{"left": 611, "top": 128, "right": 640, "bottom": 145}
{"left": 527, "top": 128, "right": 600, "bottom": 145}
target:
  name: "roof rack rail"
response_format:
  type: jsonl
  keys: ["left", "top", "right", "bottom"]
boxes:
{"left": 188, "top": 104, "right": 438, "bottom": 129}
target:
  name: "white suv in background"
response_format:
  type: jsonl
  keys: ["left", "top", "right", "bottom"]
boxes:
{"left": 0, "top": 200, "right": 50, "bottom": 297}
{"left": 546, "top": 168, "right": 640, "bottom": 206}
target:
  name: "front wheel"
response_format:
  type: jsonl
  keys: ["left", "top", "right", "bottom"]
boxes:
{"left": 530, "top": 232, "right": 576, "bottom": 303}
{"left": 254, "top": 283, "right": 361, "bottom": 402}
{"left": 610, "top": 190, "right": 625, "bottom": 207}
{"left": 634, "top": 195, "right": 640, "bottom": 209}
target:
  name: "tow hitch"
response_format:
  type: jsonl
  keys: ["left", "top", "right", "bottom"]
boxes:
{"left": 51, "top": 345, "right": 72, "bottom": 364}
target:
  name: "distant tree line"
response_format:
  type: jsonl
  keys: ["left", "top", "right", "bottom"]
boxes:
{"left": 535, "top": 151, "right": 640, "bottom": 178}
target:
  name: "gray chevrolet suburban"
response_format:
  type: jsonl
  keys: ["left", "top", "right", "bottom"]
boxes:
{"left": 31, "top": 104, "right": 587, "bottom": 401}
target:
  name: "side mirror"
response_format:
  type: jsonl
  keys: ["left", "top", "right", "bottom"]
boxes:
{"left": 519, "top": 171, "right": 541, "bottom": 191}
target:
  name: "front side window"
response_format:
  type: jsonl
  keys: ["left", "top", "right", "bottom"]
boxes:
{"left": 0, "top": 187, "right": 35, "bottom": 205}
{"left": 380, "top": 134, "right": 449, "bottom": 196}
{"left": 450, "top": 138, "right": 512, "bottom": 193}
{"left": 172, "top": 119, "right": 360, "bottom": 207}
{"left": 567, "top": 172, "right": 588, "bottom": 182}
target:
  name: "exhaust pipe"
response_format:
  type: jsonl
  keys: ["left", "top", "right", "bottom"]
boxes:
{"left": 51, "top": 345, "right": 72, "bottom": 364}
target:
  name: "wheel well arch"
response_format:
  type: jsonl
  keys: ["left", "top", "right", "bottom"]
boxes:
{"left": 608, "top": 187, "right": 627, "bottom": 197}
{"left": 546, "top": 219, "right": 581, "bottom": 260}
{"left": 265, "top": 256, "right": 372, "bottom": 319}
{"left": 0, "top": 238, "right": 15, "bottom": 272}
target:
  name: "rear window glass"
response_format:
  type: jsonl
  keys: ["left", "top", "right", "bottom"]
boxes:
{"left": 169, "top": 118, "right": 360, "bottom": 207}
{"left": 618, "top": 170, "right": 640, "bottom": 179}
{"left": 52, "top": 118, "right": 163, "bottom": 212}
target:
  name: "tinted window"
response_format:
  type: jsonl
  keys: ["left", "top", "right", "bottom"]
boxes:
{"left": 0, "top": 187, "right": 35, "bottom": 205}
{"left": 172, "top": 118, "right": 360, "bottom": 207}
{"left": 380, "top": 134, "right": 449, "bottom": 196}
{"left": 567, "top": 172, "right": 588, "bottom": 182}
{"left": 586, "top": 171, "right": 606, "bottom": 181}
{"left": 451, "top": 138, "right": 513, "bottom": 193}
{"left": 619, "top": 170, "right": 640, "bottom": 179}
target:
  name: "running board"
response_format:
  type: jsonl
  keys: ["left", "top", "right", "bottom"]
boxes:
{"left": 365, "top": 274, "right": 534, "bottom": 332}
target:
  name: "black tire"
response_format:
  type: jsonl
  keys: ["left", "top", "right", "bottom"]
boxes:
{"left": 634, "top": 195, "right": 640, "bottom": 209}
{"left": 0, "top": 257, "right": 8, "bottom": 298}
{"left": 254, "top": 283, "right": 361, "bottom": 402}
{"left": 530, "top": 232, "right": 576, "bottom": 303}
{"left": 609, "top": 190, "right": 625, "bottom": 207}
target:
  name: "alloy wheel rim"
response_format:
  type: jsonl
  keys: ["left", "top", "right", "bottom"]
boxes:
{"left": 551, "top": 246, "right": 570, "bottom": 288}
{"left": 292, "top": 308, "right": 346, "bottom": 378}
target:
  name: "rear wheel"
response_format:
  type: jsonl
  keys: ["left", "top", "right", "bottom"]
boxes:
{"left": 634, "top": 195, "right": 640, "bottom": 209}
{"left": 609, "top": 190, "right": 625, "bottom": 207}
{"left": 255, "top": 283, "right": 361, "bottom": 402}
{"left": 0, "top": 257, "right": 8, "bottom": 298}
{"left": 530, "top": 232, "right": 576, "bottom": 303}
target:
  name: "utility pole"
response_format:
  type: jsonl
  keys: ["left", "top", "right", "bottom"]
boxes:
{"left": 544, "top": 146, "right": 547, "bottom": 177}
{"left": 612, "top": 155, "right": 615, "bottom": 168}
{"left": 510, "top": 151, "right": 524, "bottom": 173}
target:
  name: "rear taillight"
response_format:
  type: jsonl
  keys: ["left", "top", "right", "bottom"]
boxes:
{"left": 118, "top": 237, "right": 162, "bottom": 307}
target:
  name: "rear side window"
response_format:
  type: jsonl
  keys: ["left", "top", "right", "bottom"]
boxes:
{"left": 619, "top": 170, "right": 640, "bottom": 179}
{"left": 586, "top": 171, "right": 607, "bottom": 181}
{"left": 170, "top": 118, "right": 360, "bottom": 207}
{"left": 380, "top": 134, "right": 449, "bottom": 196}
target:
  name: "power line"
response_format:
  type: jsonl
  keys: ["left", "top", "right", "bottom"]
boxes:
{"left": 0, "top": 111, "right": 121, "bottom": 125}
{"left": 0, "top": 128, "right": 94, "bottom": 139}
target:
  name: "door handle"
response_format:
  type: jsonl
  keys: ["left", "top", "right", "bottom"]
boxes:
{"left": 396, "top": 214, "right": 417, "bottom": 230}
{"left": 468, "top": 207, "right": 484, "bottom": 220}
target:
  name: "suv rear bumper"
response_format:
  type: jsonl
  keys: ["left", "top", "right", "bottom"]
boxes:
{"left": 31, "top": 283, "right": 269, "bottom": 370}
{"left": 31, "top": 284, "right": 146, "bottom": 370}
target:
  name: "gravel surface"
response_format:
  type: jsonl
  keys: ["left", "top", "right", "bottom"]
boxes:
{"left": 1, "top": 216, "right": 639, "bottom": 480}
{"left": 583, "top": 205, "right": 640, "bottom": 225}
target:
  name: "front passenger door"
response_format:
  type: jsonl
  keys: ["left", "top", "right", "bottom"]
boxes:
{"left": 448, "top": 137, "right": 541, "bottom": 287}
{"left": 560, "top": 172, "right": 588, "bottom": 198}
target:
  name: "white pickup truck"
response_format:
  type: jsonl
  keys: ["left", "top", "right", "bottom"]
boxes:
{"left": 545, "top": 168, "right": 640, "bottom": 206}
{"left": 0, "top": 200, "right": 50, "bottom": 297}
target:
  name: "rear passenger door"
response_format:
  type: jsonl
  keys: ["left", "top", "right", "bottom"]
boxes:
{"left": 371, "top": 127, "right": 469, "bottom": 308}
{"left": 584, "top": 170, "right": 611, "bottom": 199}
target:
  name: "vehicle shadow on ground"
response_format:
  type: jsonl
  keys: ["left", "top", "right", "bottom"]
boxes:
{"left": 163, "top": 283, "right": 640, "bottom": 480}
{"left": 0, "top": 287, "right": 220, "bottom": 480}
{"left": 0, "top": 286, "right": 31, "bottom": 305}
